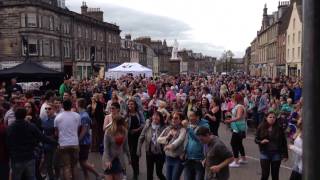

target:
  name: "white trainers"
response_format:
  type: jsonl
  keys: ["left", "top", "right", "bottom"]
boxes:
{"left": 239, "top": 159, "right": 249, "bottom": 164}
{"left": 229, "top": 161, "right": 240, "bottom": 168}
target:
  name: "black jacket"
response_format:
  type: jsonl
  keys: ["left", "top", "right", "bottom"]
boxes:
{"left": 255, "top": 124, "right": 288, "bottom": 159}
{"left": 7, "top": 119, "right": 58, "bottom": 162}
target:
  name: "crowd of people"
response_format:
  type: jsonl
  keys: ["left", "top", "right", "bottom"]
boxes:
{"left": 0, "top": 73, "right": 303, "bottom": 180}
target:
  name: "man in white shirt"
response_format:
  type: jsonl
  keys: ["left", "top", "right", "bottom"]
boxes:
{"left": 40, "top": 91, "right": 55, "bottom": 121}
{"left": 54, "top": 99, "right": 81, "bottom": 180}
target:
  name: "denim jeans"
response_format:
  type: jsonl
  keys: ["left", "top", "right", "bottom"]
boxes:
{"left": 260, "top": 152, "right": 281, "bottom": 180}
{"left": 11, "top": 159, "right": 36, "bottom": 180}
{"left": 184, "top": 160, "right": 205, "bottom": 180}
{"left": 165, "top": 156, "right": 184, "bottom": 180}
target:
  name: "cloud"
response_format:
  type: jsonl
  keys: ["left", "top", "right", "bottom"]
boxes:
{"left": 66, "top": 1, "right": 225, "bottom": 57}
{"left": 104, "top": 6, "right": 193, "bottom": 40}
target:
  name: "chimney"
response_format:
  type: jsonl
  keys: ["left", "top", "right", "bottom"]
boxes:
{"left": 81, "top": 2, "right": 88, "bottom": 14}
{"left": 87, "top": 8, "right": 104, "bottom": 21}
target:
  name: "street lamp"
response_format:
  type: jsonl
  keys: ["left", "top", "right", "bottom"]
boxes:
{"left": 22, "top": 36, "right": 29, "bottom": 62}
{"left": 226, "top": 52, "right": 232, "bottom": 73}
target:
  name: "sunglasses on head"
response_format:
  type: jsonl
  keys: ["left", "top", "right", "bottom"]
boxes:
{"left": 45, "top": 107, "right": 52, "bottom": 110}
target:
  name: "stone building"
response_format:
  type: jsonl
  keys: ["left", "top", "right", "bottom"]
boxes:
{"left": 177, "top": 49, "right": 216, "bottom": 75}
{"left": 119, "top": 34, "right": 150, "bottom": 67}
{"left": 134, "top": 37, "right": 171, "bottom": 75}
{"left": 249, "top": 2, "right": 290, "bottom": 78}
{"left": 243, "top": 47, "right": 251, "bottom": 74}
{"left": 0, "top": 0, "right": 121, "bottom": 79}
{"left": 277, "top": 2, "right": 291, "bottom": 77}
{"left": 286, "top": 0, "right": 302, "bottom": 77}
{"left": 250, "top": 38, "right": 260, "bottom": 76}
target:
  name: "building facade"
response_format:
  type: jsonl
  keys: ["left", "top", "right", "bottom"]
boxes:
{"left": 177, "top": 50, "right": 216, "bottom": 75}
{"left": 134, "top": 37, "right": 171, "bottom": 74}
{"left": 243, "top": 47, "right": 251, "bottom": 74}
{"left": 249, "top": 2, "right": 291, "bottom": 78}
{"left": 286, "top": 0, "right": 302, "bottom": 77}
{"left": 0, "top": 0, "right": 121, "bottom": 79}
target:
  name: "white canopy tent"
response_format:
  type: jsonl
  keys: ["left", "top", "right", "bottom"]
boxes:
{"left": 105, "top": 62, "right": 153, "bottom": 79}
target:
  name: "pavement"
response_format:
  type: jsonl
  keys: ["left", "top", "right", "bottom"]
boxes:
{"left": 74, "top": 124, "right": 294, "bottom": 180}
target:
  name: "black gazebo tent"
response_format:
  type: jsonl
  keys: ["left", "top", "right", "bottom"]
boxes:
{"left": 0, "top": 62, "right": 64, "bottom": 87}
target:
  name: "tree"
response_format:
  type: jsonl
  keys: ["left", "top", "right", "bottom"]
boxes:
{"left": 219, "top": 50, "right": 234, "bottom": 72}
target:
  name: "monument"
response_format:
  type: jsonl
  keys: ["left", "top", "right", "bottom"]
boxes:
{"left": 170, "top": 39, "right": 187, "bottom": 74}
{"left": 171, "top": 39, "right": 180, "bottom": 60}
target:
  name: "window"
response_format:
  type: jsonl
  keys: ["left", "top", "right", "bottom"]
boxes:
{"left": 101, "top": 47, "right": 104, "bottom": 60}
{"left": 76, "top": 45, "right": 80, "bottom": 60}
{"left": 63, "top": 23, "right": 69, "bottom": 34}
{"left": 82, "top": 47, "right": 85, "bottom": 60}
{"left": 38, "top": 15, "right": 42, "bottom": 28}
{"left": 39, "top": 40, "right": 43, "bottom": 56}
{"left": 49, "top": 16, "right": 54, "bottom": 30}
{"left": 64, "top": 41, "right": 71, "bottom": 58}
{"left": 28, "top": 39, "right": 38, "bottom": 56}
{"left": 93, "top": 31, "right": 97, "bottom": 41}
{"left": 292, "top": 48, "right": 295, "bottom": 59}
{"left": 293, "top": 18, "right": 296, "bottom": 29}
{"left": 78, "top": 27, "right": 82, "bottom": 37}
{"left": 27, "top": 13, "right": 37, "bottom": 27}
{"left": 298, "top": 47, "right": 301, "bottom": 58}
{"left": 85, "top": 29, "right": 89, "bottom": 39}
{"left": 21, "top": 13, "right": 26, "bottom": 27}
{"left": 288, "top": 35, "right": 290, "bottom": 45}
{"left": 293, "top": 33, "right": 295, "bottom": 44}
{"left": 108, "top": 34, "right": 112, "bottom": 43}
{"left": 84, "top": 47, "right": 88, "bottom": 60}
{"left": 288, "top": 49, "right": 290, "bottom": 59}
{"left": 77, "top": 45, "right": 81, "bottom": 60}
{"left": 50, "top": 40, "right": 54, "bottom": 57}
{"left": 298, "top": 31, "right": 302, "bottom": 43}
{"left": 100, "top": 32, "right": 104, "bottom": 42}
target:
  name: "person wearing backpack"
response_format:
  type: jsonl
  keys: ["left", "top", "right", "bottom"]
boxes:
{"left": 137, "top": 111, "right": 167, "bottom": 180}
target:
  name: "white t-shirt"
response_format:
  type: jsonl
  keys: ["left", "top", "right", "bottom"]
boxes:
{"left": 54, "top": 111, "right": 81, "bottom": 147}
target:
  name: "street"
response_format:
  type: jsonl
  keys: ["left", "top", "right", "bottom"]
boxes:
{"left": 77, "top": 124, "right": 293, "bottom": 180}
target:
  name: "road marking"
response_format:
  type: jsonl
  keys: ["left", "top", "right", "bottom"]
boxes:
{"left": 245, "top": 155, "right": 293, "bottom": 170}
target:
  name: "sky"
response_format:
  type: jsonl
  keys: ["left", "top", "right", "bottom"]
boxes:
{"left": 65, "top": 0, "right": 280, "bottom": 58}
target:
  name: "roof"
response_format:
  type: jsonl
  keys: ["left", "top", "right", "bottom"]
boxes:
{"left": 296, "top": 4, "right": 302, "bottom": 22}
{"left": 278, "top": 5, "right": 292, "bottom": 34}
{"left": 0, "top": 62, "right": 64, "bottom": 80}
{"left": 108, "top": 62, "right": 152, "bottom": 72}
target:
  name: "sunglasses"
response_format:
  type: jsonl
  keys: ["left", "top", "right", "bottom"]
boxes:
{"left": 45, "top": 108, "right": 52, "bottom": 110}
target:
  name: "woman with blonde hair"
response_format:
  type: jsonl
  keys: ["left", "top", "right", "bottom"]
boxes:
{"left": 102, "top": 115, "right": 130, "bottom": 180}
{"left": 157, "top": 100, "right": 171, "bottom": 124}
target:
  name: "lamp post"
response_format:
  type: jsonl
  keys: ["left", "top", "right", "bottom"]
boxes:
{"left": 226, "top": 52, "right": 232, "bottom": 73}
{"left": 22, "top": 36, "right": 29, "bottom": 62}
{"left": 303, "top": 0, "right": 320, "bottom": 179}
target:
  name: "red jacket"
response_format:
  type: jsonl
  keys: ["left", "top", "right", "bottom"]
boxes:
{"left": 147, "top": 83, "right": 157, "bottom": 97}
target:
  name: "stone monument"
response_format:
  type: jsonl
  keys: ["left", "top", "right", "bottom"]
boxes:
{"left": 171, "top": 39, "right": 180, "bottom": 60}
